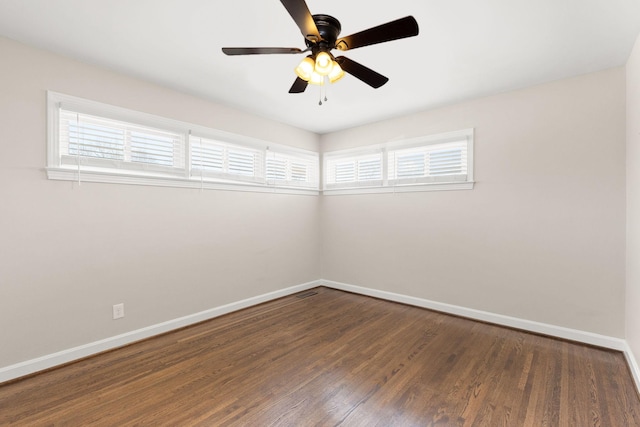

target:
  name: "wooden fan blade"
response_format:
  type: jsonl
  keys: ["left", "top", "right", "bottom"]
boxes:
{"left": 289, "top": 77, "right": 308, "bottom": 93}
{"left": 280, "top": 0, "right": 321, "bottom": 42}
{"left": 335, "top": 16, "right": 419, "bottom": 51}
{"left": 222, "top": 47, "right": 303, "bottom": 55}
{"left": 335, "top": 56, "right": 389, "bottom": 89}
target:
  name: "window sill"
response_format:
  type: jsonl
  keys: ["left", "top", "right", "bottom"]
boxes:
{"left": 45, "top": 167, "right": 320, "bottom": 196}
{"left": 322, "top": 181, "right": 474, "bottom": 196}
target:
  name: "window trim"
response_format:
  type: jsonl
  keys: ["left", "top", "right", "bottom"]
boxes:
{"left": 46, "top": 91, "right": 319, "bottom": 195}
{"left": 322, "top": 129, "right": 475, "bottom": 195}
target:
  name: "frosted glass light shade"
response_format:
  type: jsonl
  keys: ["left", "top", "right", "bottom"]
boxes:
{"left": 295, "top": 56, "right": 315, "bottom": 81}
{"left": 328, "top": 61, "right": 345, "bottom": 83}
{"left": 314, "top": 52, "right": 333, "bottom": 76}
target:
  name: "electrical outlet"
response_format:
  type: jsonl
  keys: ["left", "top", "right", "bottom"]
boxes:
{"left": 113, "top": 303, "right": 125, "bottom": 320}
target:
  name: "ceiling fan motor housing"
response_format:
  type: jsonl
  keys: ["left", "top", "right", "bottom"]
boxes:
{"left": 307, "top": 14, "right": 342, "bottom": 52}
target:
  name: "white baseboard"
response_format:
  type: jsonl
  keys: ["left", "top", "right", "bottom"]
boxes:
{"left": 0, "top": 280, "right": 321, "bottom": 384}
{"left": 320, "top": 279, "right": 627, "bottom": 351}
{"left": 623, "top": 342, "right": 640, "bottom": 395}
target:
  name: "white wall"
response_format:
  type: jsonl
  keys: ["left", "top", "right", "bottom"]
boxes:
{"left": 627, "top": 34, "right": 640, "bottom": 371}
{"left": 0, "top": 32, "right": 632, "bottom": 374}
{"left": 320, "top": 68, "right": 626, "bottom": 337}
{"left": 0, "top": 37, "right": 321, "bottom": 368}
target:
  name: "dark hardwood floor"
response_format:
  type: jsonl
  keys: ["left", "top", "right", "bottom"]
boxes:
{"left": 1, "top": 287, "right": 639, "bottom": 426}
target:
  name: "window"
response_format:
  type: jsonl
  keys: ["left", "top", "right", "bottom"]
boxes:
{"left": 387, "top": 140, "right": 469, "bottom": 186}
{"left": 323, "top": 129, "right": 474, "bottom": 194}
{"left": 59, "top": 109, "right": 185, "bottom": 175}
{"left": 265, "top": 150, "right": 318, "bottom": 188}
{"left": 47, "top": 92, "right": 319, "bottom": 194}
{"left": 324, "top": 150, "right": 383, "bottom": 189}
{"left": 190, "top": 136, "right": 264, "bottom": 184}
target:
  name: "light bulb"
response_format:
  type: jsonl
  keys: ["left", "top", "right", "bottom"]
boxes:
{"left": 309, "top": 71, "right": 325, "bottom": 86}
{"left": 295, "top": 56, "right": 315, "bottom": 81}
{"left": 328, "top": 60, "right": 345, "bottom": 83}
{"left": 314, "top": 52, "right": 333, "bottom": 76}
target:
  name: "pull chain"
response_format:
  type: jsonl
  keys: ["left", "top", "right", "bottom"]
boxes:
{"left": 318, "top": 77, "right": 328, "bottom": 106}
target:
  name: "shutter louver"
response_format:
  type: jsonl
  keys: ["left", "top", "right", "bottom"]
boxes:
{"left": 358, "top": 158, "right": 382, "bottom": 181}
{"left": 228, "top": 149, "right": 257, "bottom": 177}
{"left": 335, "top": 161, "right": 356, "bottom": 183}
{"left": 63, "top": 111, "right": 125, "bottom": 161}
{"left": 395, "top": 151, "right": 425, "bottom": 178}
{"left": 266, "top": 157, "right": 287, "bottom": 181}
{"left": 130, "top": 130, "right": 179, "bottom": 167}
{"left": 189, "top": 136, "right": 264, "bottom": 183}
{"left": 59, "top": 109, "right": 185, "bottom": 174}
{"left": 325, "top": 152, "right": 383, "bottom": 189}
{"left": 388, "top": 140, "right": 467, "bottom": 185}
{"left": 265, "top": 150, "right": 318, "bottom": 188}
{"left": 191, "top": 143, "right": 224, "bottom": 172}
{"left": 429, "top": 147, "right": 465, "bottom": 176}
{"left": 290, "top": 162, "right": 308, "bottom": 182}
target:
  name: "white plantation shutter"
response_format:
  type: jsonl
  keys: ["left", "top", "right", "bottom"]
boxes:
{"left": 388, "top": 140, "right": 468, "bottom": 185}
{"left": 190, "top": 136, "right": 264, "bottom": 183}
{"left": 48, "top": 92, "right": 320, "bottom": 193}
{"left": 358, "top": 156, "right": 383, "bottom": 181}
{"left": 324, "top": 151, "right": 383, "bottom": 189}
{"left": 229, "top": 148, "right": 259, "bottom": 177}
{"left": 266, "top": 155, "right": 287, "bottom": 181}
{"left": 130, "top": 130, "right": 180, "bottom": 167}
{"left": 64, "top": 116, "right": 125, "bottom": 161}
{"left": 334, "top": 161, "right": 355, "bottom": 183}
{"left": 394, "top": 150, "right": 425, "bottom": 178}
{"left": 59, "top": 109, "right": 185, "bottom": 174}
{"left": 266, "top": 150, "right": 319, "bottom": 189}
{"left": 191, "top": 141, "right": 224, "bottom": 172}
{"left": 322, "top": 129, "right": 473, "bottom": 194}
{"left": 429, "top": 145, "right": 466, "bottom": 176}
{"left": 291, "top": 162, "right": 309, "bottom": 182}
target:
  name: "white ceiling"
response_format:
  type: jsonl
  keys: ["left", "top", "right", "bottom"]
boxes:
{"left": 0, "top": 0, "right": 639, "bottom": 134}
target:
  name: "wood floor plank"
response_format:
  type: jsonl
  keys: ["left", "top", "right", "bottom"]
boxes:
{"left": 1, "top": 287, "right": 639, "bottom": 426}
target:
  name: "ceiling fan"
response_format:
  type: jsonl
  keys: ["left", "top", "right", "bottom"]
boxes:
{"left": 222, "top": 0, "right": 419, "bottom": 94}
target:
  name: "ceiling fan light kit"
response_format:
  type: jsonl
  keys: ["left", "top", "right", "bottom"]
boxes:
{"left": 222, "top": 0, "right": 419, "bottom": 98}
{"left": 294, "top": 53, "right": 344, "bottom": 85}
